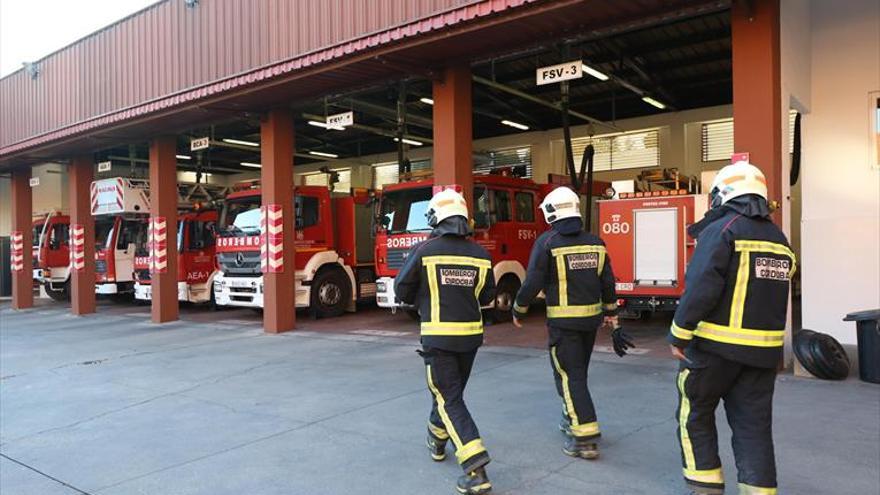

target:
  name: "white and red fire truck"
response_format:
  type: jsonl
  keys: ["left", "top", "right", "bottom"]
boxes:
{"left": 133, "top": 208, "right": 219, "bottom": 304}
{"left": 212, "top": 181, "right": 377, "bottom": 317}
{"left": 90, "top": 178, "right": 151, "bottom": 296}
{"left": 373, "top": 174, "right": 548, "bottom": 321}
{"left": 32, "top": 211, "right": 71, "bottom": 300}
{"left": 597, "top": 191, "right": 708, "bottom": 317}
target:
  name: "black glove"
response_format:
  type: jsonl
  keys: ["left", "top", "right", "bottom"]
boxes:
{"left": 611, "top": 327, "right": 635, "bottom": 357}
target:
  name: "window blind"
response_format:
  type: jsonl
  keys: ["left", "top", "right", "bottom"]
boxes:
{"left": 568, "top": 129, "right": 660, "bottom": 171}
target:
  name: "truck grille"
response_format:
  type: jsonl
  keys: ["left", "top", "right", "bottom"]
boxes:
{"left": 96, "top": 260, "right": 107, "bottom": 274}
{"left": 136, "top": 269, "right": 151, "bottom": 282}
{"left": 386, "top": 249, "right": 410, "bottom": 270}
{"left": 217, "top": 251, "right": 261, "bottom": 276}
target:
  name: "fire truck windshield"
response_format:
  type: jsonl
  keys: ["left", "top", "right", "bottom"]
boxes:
{"left": 32, "top": 222, "right": 44, "bottom": 246}
{"left": 380, "top": 187, "right": 433, "bottom": 234}
{"left": 95, "top": 218, "right": 115, "bottom": 249}
{"left": 218, "top": 197, "right": 262, "bottom": 236}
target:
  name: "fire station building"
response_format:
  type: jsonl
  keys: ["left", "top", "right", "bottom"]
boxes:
{"left": 1, "top": 0, "right": 878, "bottom": 369}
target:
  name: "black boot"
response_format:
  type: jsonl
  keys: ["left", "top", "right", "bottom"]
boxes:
{"left": 426, "top": 433, "right": 447, "bottom": 462}
{"left": 686, "top": 485, "right": 724, "bottom": 495}
{"left": 456, "top": 467, "right": 492, "bottom": 495}
{"left": 562, "top": 436, "right": 599, "bottom": 460}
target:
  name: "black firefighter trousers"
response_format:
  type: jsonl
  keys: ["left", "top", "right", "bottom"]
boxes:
{"left": 549, "top": 326, "right": 601, "bottom": 441}
{"left": 422, "top": 347, "right": 490, "bottom": 473}
{"left": 676, "top": 352, "right": 777, "bottom": 494}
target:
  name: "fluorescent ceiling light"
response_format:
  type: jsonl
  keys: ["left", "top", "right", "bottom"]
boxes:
{"left": 223, "top": 138, "right": 259, "bottom": 147}
{"left": 419, "top": 97, "right": 434, "bottom": 105}
{"left": 642, "top": 96, "right": 666, "bottom": 109}
{"left": 501, "top": 119, "right": 529, "bottom": 131}
{"left": 176, "top": 154, "right": 192, "bottom": 160}
{"left": 240, "top": 162, "right": 262, "bottom": 168}
{"left": 308, "top": 120, "right": 344, "bottom": 131}
{"left": 394, "top": 137, "right": 424, "bottom": 146}
{"left": 581, "top": 63, "right": 609, "bottom": 81}
{"left": 309, "top": 151, "right": 339, "bottom": 159}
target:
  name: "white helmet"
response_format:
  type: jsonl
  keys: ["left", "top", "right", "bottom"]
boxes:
{"left": 709, "top": 161, "right": 768, "bottom": 209}
{"left": 425, "top": 188, "right": 468, "bottom": 227}
{"left": 539, "top": 186, "right": 581, "bottom": 224}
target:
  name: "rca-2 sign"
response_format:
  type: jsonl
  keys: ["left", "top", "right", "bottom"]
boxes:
{"left": 601, "top": 214, "right": 631, "bottom": 235}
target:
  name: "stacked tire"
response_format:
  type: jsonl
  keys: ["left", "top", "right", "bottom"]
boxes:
{"left": 794, "top": 329, "right": 851, "bottom": 380}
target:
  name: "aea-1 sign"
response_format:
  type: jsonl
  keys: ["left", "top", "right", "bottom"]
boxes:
{"left": 190, "top": 137, "right": 210, "bottom": 151}
{"left": 536, "top": 61, "right": 582, "bottom": 86}
{"left": 29, "top": 177, "right": 40, "bottom": 187}
{"left": 326, "top": 111, "right": 354, "bottom": 129}
{"left": 97, "top": 161, "right": 112, "bottom": 172}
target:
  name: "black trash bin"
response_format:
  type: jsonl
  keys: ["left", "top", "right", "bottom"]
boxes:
{"left": 844, "top": 309, "right": 880, "bottom": 384}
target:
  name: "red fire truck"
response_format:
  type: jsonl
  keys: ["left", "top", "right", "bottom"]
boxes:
{"left": 373, "top": 174, "right": 548, "bottom": 321}
{"left": 32, "top": 211, "right": 71, "bottom": 300}
{"left": 212, "top": 181, "right": 377, "bottom": 317}
{"left": 91, "top": 178, "right": 151, "bottom": 296}
{"left": 597, "top": 191, "right": 708, "bottom": 317}
{"left": 133, "top": 209, "right": 219, "bottom": 304}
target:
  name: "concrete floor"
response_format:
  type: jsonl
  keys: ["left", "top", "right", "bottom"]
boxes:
{"left": 1, "top": 302, "right": 878, "bottom": 495}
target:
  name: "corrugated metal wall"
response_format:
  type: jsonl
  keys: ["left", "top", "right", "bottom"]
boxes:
{"left": 0, "top": 0, "right": 474, "bottom": 148}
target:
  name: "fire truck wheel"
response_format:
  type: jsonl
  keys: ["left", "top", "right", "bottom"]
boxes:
{"left": 311, "top": 268, "right": 350, "bottom": 319}
{"left": 493, "top": 276, "right": 521, "bottom": 323}
{"left": 45, "top": 281, "right": 70, "bottom": 302}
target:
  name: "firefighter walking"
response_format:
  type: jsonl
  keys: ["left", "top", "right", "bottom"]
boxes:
{"left": 512, "top": 186, "right": 633, "bottom": 459}
{"left": 395, "top": 188, "right": 496, "bottom": 495}
{"left": 668, "top": 161, "right": 796, "bottom": 495}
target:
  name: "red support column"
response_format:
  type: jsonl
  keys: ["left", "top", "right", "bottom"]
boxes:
{"left": 732, "top": 0, "right": 783, "bottom": 223}
{"left": 149, "top": 136, "right": 179, "bottom": 323}
{"left": 10, "top": 167, "right": 33, "bottom": 309}
{"left": 68, "top": 156, "right": 96, "bottom": 315}
{"left": 261, "top": 109, "right": 295, "bottom": 333}
{"left": 433, "top": 65, "right": 474, "bottom": 211}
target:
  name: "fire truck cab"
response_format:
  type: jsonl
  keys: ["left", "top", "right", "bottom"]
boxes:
{"left": 133, "top": 209, "right": 219, "bottom": 304}
{"left": 212, "top": 181, "right": 376, "bottom": 317}
{"left": 597, "top": 192, "right": 708, "bottom": 316}
{"left": 374, "top": 174, "right": 546, "bottom": 321}
{"left": 32, "top": 212, "right": 71, "bottom": 300}
{"left": 91, "top": 178, "right": 151, "bottom": 296}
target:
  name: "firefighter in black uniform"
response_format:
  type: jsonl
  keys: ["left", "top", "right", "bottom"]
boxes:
{"left": 395, "top": 188, "right": 496, "bottom": 495}
{"left": 668, "top": 161, "right": 796, "bottom": 495}
{"left": 512, "top": 186, "right": 634, "bottom": 460}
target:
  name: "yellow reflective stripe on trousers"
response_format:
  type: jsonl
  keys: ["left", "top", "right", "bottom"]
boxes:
{"left": 738, "top": 483, "right": 777, "bottom": 494}
{"left": 547, "top": 303, "right": 603, "bottom": 318}
{"left": 677, "top": 369, "right": 696, "bottom": 471}
{"left": 455, "top": 438, "right": 487, "bottom": 464}
{"left": 734, "top": 240, "right": 797, "bottom": 277}
{"left": 671, "top": 321, "right": 694, "bottom": 341}
{"left": 571, "top": 421, "right": 600, "bottom": 437}
{"left": 421, "top": 321, "right": 483, "bottom": 336}
{"left": 684, "top": 467, "right": 724, "bottom": 484}
{"left": 428, "top": 422, "right": 449, "bottom": 440}
{"left": 729, "top": 250, "right": 751, "bottom": 329}
{"left": 551, "top": 346, "right": 578, "bottom": 425}
{"left": 695, "top": 321, "right": 784, "bottom": 347}
{"left": 426, "top": 364, "right": 463, "bottom": 449}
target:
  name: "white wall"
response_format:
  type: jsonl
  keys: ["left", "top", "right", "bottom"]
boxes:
{"left": 788, "top": 0, "right": 880, "bottom": 345}
{"left": 0, "top": 163, "right": 67, "bottom": 237}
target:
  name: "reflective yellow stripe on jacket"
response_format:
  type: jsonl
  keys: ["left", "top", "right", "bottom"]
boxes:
{"left": 694, "top": 321, "right": 784, "bottom": 348}
{"left": 548, "top": 245, "right": 606, "bottom": 318}
{"left": 421, "top": 255, "right": 490, "bottom": 337}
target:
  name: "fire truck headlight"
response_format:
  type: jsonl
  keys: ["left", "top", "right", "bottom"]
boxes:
{"left": 376, "top": 280, "right": 387, "bottom": 293}
{"left": 259, "top": 282, "right": 264, "bottom": 293}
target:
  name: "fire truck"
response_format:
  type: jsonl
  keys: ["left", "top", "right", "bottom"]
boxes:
{"left": 91, "top": 178, "right": 151, "bottom": 296}
{"left": 212, "top": 180, "right": 377, "bottom": 317}
{"left": 597, "top": 191, "right": 708, "bottom": 317}
{"left": 133, "top": 208, "right": 219, "bottom": 304}
{"left": 32, "top": 211, "right": 71, "bottom": 300}
{"left": 373, "top": 173, "right": 548, "bottom": 321}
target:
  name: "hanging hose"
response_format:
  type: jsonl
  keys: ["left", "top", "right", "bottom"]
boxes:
{"left": 581, "top": 144, "right": 595, "bottom": 232}
{"left": 790, "top": 112, "right": 801, "bottom": 186}
{"left": 397, "top": 81, "right": 410, "bottom": 176}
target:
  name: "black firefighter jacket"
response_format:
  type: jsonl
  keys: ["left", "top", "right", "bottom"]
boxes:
{"left": 513, "top": 217, "right": 618, "bottom": 331}
{"left": 395, "top": 217, "right": 496, "bottom": 353}
{"left": 667, "top": 195, "right": 796, "bottom": 369}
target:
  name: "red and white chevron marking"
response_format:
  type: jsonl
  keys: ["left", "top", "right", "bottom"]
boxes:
{"left": 90, "top": 182, "right": 98, "bottom": 214}
{"left": 260, "top": 204, "right": 284, "bottom": 273}
{"left": 259, "top": 205, "right": 268, "bottom": 272}
{"left": 149, "top": 216, "right": 168, "bottom": 274}
{"left": 115, "top": 178, "right": 125, "bottom": 211}
{"left": 70, "top": 224, "right": 86, "bottom": 271}
{"left": 10, "top": 231, "right": 24, "bottom": 272}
